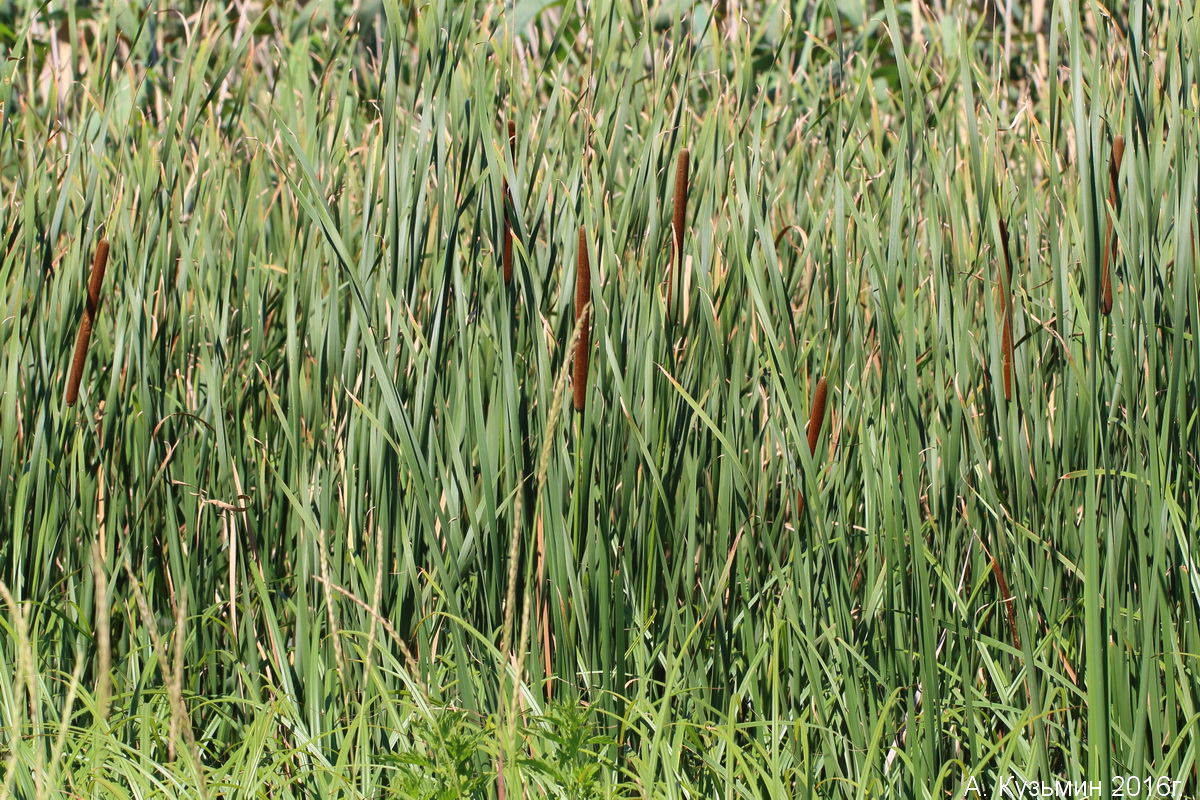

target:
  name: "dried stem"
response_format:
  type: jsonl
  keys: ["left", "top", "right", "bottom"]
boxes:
{"left": 92, "top": 541, "right": 111, "bottom": 722}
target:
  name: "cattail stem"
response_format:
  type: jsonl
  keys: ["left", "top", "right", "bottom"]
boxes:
{"left": 91, "top": 540, "right": 110, "bottom": 721}
{"left": 66, "top": 238, "right": 110, "bottom": 407}
{"left": 503, "top": 119, "right": 517, "bottom": 285}
{"left": 797, "top": 376, "right": 829, "bottom": 519}
{"left": 668, "top": 148, "right": 689, "bottom": 318}
{"left": 1100, "top": 135, "right": 1124, "bottom": 315}
{"left": 573, "top": 225, "right": 591, "bottom": 412}
{"left": 999, "top": 218, "right": 1014, "bottom": 401}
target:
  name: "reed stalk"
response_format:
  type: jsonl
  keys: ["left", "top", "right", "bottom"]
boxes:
{"left": 91, "top": 541, "right": 110, "bottom": 722}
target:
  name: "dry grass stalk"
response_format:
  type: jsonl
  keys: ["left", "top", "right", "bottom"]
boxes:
{"left": 312, "top": 575, "right": 424, "bottom": 692}
{"left": 0, "top": 579, "right": 38, "bottom": 798}
{"left": 573, "top": 225, "right": 591, "bottom": 412}
{"left": 797, "top": 376, "right": 829, "bottom": 519}
{"left": 92, "top": 540, "right": 111, "bottom": 722}
{"left": 169, "top": 593, "right": 184, "bottom": 761}
{"left": 668, "top": 148, "right": 689, "bottom": 318}
{"left": 66, "top": 238, "right": 110, "bottom": 407}
{"left": 1100, "top": 135, "right": 1125, "bottom": 315}
{"left": 999, "top": 219, "right": 1014, "bottom": 400}
{"left": 503, "top": 119, "right": 517, "bottom": 285}
{"left": 316, "top": 525, "right": 347, "bottom": 680}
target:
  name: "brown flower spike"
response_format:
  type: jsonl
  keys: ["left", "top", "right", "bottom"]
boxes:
{"left": 573, "top": 225, "right": 591, "bottom": 412}
{"left": 668, "top": 148, "right": 689, "bottom": 318}
{"left": 1100, "top": 135, "right": 1124, "bottom": 315}
{"left": 66, "top": 238, "right": 110, "bottom": 407}
{"left": 503, "top": 119, "right": 517, "bottom": 285}
{"left": 797, "top": 376, "right": 828, "bottom": 519}
{"left": 999, "top": 218, "right": 1014, "bottom": 401}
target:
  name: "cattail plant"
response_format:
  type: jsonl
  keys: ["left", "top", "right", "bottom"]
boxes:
{"left": 999, "top": 218, "right": 1014, "bottom": 401}
{"left": 668, "top": 148, "right": 689, "bottom": 318}
{"left": 797, "top": 375, "right": 829, "bottom": 519}
{"left": 990, "top": 554, "right": 1021, "bottom": 649}
{"left": 503, "top": 118, "right": 517, "bottom": 285}
{"left": 573, "top": 225, "right": 591, "bottom": 412}
{"left": 66, "top": 238, "right": 110, "bottom": 407}
{"left": 1100, "top": 134, "right": 1125, "bottom": 315}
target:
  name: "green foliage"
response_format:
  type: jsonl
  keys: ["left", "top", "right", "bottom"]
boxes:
{"left": 1, "top": 0, "right": 1198, "bottom": 797}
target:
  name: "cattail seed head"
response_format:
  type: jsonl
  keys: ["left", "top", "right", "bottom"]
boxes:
{"left": 999, "top": 218, "right": 1014, "bottom": 401}
{"left": 503, "top": 119, "right": 517, "bottom": 285}
{"left": 1111, "top": 135, "right": 1125, "bottom": 175}
{"left": 668, "top": 148, "right": 689, "bottom": 318}
{"left": 797, "top": 375, "right": 829, "bottom": 519}
{"left": 806, "top": 376, "right": 828, "bottom": 455}
{"left": 998, "top": 219, "right": 1013, "bottom": 289}
{"left": 573, "top": 225, "right": 591, "bottom": 412}
{"left": 1100, "top": 135, "right": 1124, "bottom": 315}
{"left": 990, "top": 555, "right": 1021, "bottom": 649}
{"left": 66, "top": 238, "right": 110, "bottom": 407}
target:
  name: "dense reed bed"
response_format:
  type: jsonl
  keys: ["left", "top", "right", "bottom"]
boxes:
{"left": 0, "top": 1, "right": 1197, "bottom": 797}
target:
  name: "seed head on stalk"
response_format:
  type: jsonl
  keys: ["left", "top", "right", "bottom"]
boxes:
{"left": 503, "top": 118, "right": 517, "bottom": 285}
{"left": 573, "top": 225, "right": 591, "bottom": 412}
{"left": 999, "top": 218, "right": 1014, "bottom": 401}
{"left": 1100, "top": 135, "right": 1125, "bottom": 316}
{"left": 668, "top": 148, "right": 689, "bottom": 319}
{"left": 797, "top": 376, "right": 829, "bottom": 519}
{"left": 66, "top": 238, "right": 110, "bottom": 407}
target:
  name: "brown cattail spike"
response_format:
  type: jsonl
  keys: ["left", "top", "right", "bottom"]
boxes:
{"left": 668, "top": 148, "right": 689, "bottom": 318}
{"left": 1100, "top": 135, "right": 1124, "bottom": 316}
{"left": 66, "top": 238, "right": 110, "bottom": 407}
{"left": 503, "top": 119, "right": 517, "bottom": 285}
{"left": 990, "top": 555, "right": 1021, "bottom": 649}
{"left": 797, "top": 376, "right": 829, "bottom": 519}
{"left": 573, "top": 226, "right": 591, "bottom": 412}
{"left": 999, "top": 218, "right": 1014, "bottom": 401}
